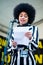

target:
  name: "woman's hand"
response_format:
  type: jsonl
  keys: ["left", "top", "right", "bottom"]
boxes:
{"left": 25, "top": 32, "right": 32, "bottom": 40}
{"left": 11, "top": 40, "right": 17, "bottom": 47}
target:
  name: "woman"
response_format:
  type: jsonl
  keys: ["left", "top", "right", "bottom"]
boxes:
{"left": 8, "top": 3, "right": 39, "bottom": 65}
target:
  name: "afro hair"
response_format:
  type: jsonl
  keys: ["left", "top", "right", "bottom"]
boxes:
{"left": 13, "top": 3, "right": 36, "bottom": 24}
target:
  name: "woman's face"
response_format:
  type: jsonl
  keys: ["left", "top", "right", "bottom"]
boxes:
{"left": 18, "top": 11, "right": 29, "bottom": 25}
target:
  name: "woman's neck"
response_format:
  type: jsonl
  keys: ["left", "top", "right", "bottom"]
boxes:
{"left": 17, "top": 23, "right": 31, "bottom": 27}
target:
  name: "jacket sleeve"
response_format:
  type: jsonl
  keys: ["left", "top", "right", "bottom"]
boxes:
{"left": 30, "top": 26, "right": 39, "bottom": 49}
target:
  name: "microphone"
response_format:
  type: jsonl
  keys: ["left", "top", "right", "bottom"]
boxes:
{"left": 10, "top": 19, "right": 18, "bottom": 23}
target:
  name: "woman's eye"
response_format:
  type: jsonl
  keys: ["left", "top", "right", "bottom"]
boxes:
{"left": 24, "top": 15, "right": 28, "bottom": 18}
{"left": 20, "top": 15, "right": 28, "bottom": 18}
{"left": 20, "top": 15, "right": 22, "bottom": 17}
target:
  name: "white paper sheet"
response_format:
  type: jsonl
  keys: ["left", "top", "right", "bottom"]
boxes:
{"left": 12, "top": 27, "right": 32, "bottom": 46}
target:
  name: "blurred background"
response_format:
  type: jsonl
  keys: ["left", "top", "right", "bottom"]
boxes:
{"left": 0, "top": 0, "right": 43, "bottom": 65}
{"left": 0, "top": 0, "right": 43, "bottom": 38}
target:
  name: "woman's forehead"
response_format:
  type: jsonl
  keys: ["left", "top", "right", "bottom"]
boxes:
{"left": 19, "top": 11, "right": 28, "bottom": 16}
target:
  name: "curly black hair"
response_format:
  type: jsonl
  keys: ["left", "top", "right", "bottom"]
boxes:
{"left": 13, "top": 3, "right": 36, "bottom": 24}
